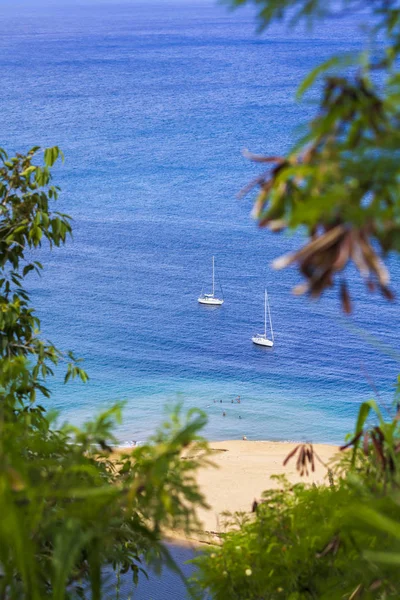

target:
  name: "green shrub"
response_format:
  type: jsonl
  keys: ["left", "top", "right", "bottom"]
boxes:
{"left": 192, "top": 401, "right": 400, "bottom": 599}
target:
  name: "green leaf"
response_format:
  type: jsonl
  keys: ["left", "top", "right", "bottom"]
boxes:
{"left": 364, "top": 551, "right": 400, "bottom": 565}
{"left": 44, "top": 146, "right": 60, "bottom": 167}
{"left": 52, "top": 521, "right": 91, "bottom": 600}
{"left": 351, "top": 399, "right": 383, "bottom": 465}
{"left": 297, "top": 53, "right": 359, "bottom": 99}
{"left": 355, "top": 506, "right": 400, "bottom": 539}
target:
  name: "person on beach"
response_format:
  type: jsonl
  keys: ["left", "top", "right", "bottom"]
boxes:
{"left": 223, "top": 411, "right": 226, "bottom": 417}
{"left": 236, "top": 395, "right": 241, "bottom": 403}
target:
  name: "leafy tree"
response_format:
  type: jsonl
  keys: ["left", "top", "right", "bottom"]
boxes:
{"left": 228, "top": 0, "right": 400, "bottom": 312}
{"left": 0, "top": 147, "right": 211, "bottom": 599}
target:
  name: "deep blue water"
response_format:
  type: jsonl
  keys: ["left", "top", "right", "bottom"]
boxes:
{"left": 1, "top": 1, "right": 399, "bottom": 448}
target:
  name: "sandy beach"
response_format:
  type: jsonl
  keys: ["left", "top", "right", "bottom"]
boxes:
{"left": 114, "top": 439, "right": 339, "bottom": 545}
{"left": 171, "top": 440, "right": 338, "bottom": 545}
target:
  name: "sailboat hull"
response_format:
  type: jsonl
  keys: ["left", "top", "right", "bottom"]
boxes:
{"left": 252, "top": 336, "right": 273, "bottom": 347}
{"left": 198, "top": 297, "right": 224, "bottom": 305}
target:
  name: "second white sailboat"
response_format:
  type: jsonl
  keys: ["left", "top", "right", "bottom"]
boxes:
{"left": 252, "top": 289, "right": 274, "bottom": 347}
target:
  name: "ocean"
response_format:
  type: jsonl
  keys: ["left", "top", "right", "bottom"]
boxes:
{"left": 1, "top": 0, "right": 399, "bottom": 451}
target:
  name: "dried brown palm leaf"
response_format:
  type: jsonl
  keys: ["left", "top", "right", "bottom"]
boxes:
{"left": 363, "top": 431, "right": 369, "bottom": 456}
{"left": 241, "top": 149, "right": 285, "bottom": 164}
{"left": 332, "top": 232, "right": 352, "bottom": 271}
{"left": 273, "top": 225, "right": 346, "bottom": 271}
{"left": 380, "top": 285, "right": 395, "bottom": 301}
{"left": 283, "top": 444, "right": 301, "bottom": 466}
{"left": 310, "top": 270, "right": 335, "bottom": 298}
{"left": 340, "top": 431, "right": 362, "bottom": 451}
{"left": 351, "top": 232, "right": 371, "bottom": 278}
{"left": 268, "top": 219, "right": 287, "bottom": 232}
{"left": 358, "top": 233, "right": 389, "bottom": 286}
{"left": 299, "top": 261, "right": 315, "bottom": 279}
{"left": 373, "top": 427, "right": 384, "bottom": 442}
{"left": 238, "top": 172, "right": 271, "bottom": 201}
{"left": 340, "top": 280, "right": 352, "bottom": 314}
{"left": 306, "top": 447, "right": 315, "bottom": 472}
{"left": 283, "top": 443, "right": 324, "bottom": 476}
{"left": 306, "top": 243, "right": 340, "bottom": 270}
{"left": 296, "top": 445, "right": 306, "bottom": 474}
{"left": 272, "top": 252, "right": 297, "bottom": 271}
{"left": 370, "top": 431, "right": 386, "bottom": 469}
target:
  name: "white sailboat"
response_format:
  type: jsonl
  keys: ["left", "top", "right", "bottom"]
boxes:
{"left": 252, "top": 289, "right": 274, "bottom": 347}
{"left": 198, "top": 256, "right": 224, "bottom": 305}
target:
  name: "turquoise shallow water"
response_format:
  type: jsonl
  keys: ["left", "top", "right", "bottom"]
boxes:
{"left": 1, "top": 1, "right": 399, "bottom": 447}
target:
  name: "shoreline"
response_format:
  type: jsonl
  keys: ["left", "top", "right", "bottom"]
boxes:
{"left": 118, "top": 439, "right": 339, "bottom": 547}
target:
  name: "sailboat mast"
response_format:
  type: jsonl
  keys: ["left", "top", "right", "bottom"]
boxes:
{"left": 266, "top": 289, "right": 274, "bottom": 342}
{"left": 264, "top": 289, "right": 267, "bottom": 337}
{"left": 212, "top": 256, "right": 215, "bottom": 296}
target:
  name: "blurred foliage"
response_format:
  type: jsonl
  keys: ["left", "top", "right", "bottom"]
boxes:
{"left": 192, "top": 395, "right": 400, "bottom": 599}
{"left": 227, "top": 0, "right": 400, "bottom": 311}
{"left": 0, "top": 147, "right": 211, "bottom": 599}
{"left": 192, "top": 4, "right": 400, "bottom": 596}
